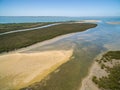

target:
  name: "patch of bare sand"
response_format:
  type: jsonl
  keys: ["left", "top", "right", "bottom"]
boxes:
{"left": 0, "top": 49, "right": 73, "bottom": 90}
{"left": 76, "top": 20, "right": 101, "bottom": 23}
{"left": 80, "top": 53, "right": 107, "bottom": 90}
{"left": 107, "top": 22, "right": 120, "bottom": 25}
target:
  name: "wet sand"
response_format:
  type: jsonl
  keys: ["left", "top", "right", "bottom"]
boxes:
{"left": 0, "top": 49, "right": 73, "bottom": 90}
{"left": 106, "top": 22, "right": 120, "bottom": 25}
{"left": 80, "top": 53, "right": 106, "bottom": 90}
{"left": 0, "top": 21, "right": 97, "bottom": 90}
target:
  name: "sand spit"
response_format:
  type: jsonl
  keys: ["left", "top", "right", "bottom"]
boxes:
{"left": 107, "top": 22, "right": 120, "bottom": 25}
{"left": 0, "top": 49, "right": 73, "bottom": 90}
{"left": 76, "top": 20, "right": 101, "bottom": 23}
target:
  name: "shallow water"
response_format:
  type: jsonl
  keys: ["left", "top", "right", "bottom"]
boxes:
{"left": 0, "top": 16, "right": 120, "bottom": 90}
{"left": 0, "top": 16, "right": 120, "bottom": 23}
{"left": 20, "top": 17, "right": 120, "bottom": 90}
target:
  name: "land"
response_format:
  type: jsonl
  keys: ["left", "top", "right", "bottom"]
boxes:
{"left": 0, "top": 23, "right": 97, "bottom": 53}
{"left": 0, "top": 49, "right": 73, "bottom": 90}
{"left": 80, "top": 51, "right": 120, "bottom": 90}
{"left": 20, "top": 42, "right": 103, "bottom": 90}
{"left": 80, "top": 20, "right": 101, "bottom": 23}
{"left": 107, "top": 22, "right": 120, "bottom": 25}
{"left": 0, "top": 22, "right": 98, "bottom": 90}
{"left": 0, "top": 22, "right": 53, "bottom": 33}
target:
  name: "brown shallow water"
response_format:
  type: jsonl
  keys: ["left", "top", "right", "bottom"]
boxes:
{"left": 0, "top": 20, "right": 120, "bottom": 90}
{"left": 19, "top": 21, "right": 120, "bottom": 90}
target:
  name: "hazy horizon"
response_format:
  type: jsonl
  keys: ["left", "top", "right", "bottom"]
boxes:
{"left": 0, "top": 15, "right": 120, "bottom": 17}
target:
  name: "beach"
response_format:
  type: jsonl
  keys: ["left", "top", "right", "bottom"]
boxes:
{"left": 0, "top": 49, "right": 73, "bottom": 90}
{"left": 80, "top": 53, "right": 106, "bottom": 90}
{"left": 106, "top": 22, "right": 120, "bottom": 25}
{"left": 0, "top": 17, "right": 120, "bottom": 90}
{"left": 0, "top": 22, "right": 97, "bottom": 90}
{"left": 80, "top": 51, "right": 120, "bottom": 90}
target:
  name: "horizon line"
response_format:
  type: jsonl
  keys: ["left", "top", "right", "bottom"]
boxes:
{"left": 0, "top": 15, "right": 120, "bottom": 17}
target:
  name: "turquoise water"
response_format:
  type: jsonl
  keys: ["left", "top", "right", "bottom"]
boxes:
{"left": 0, "top": 16, "right": 120, "bottom": 23}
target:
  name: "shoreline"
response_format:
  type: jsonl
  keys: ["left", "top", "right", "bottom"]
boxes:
{"left": 0, "top": 23, "right": 97, "bottom": 53}
{"left": 0, "top": 23, "right": 94, "bottom": 55}
{"left": 80, "top": 51, "right": 107, "bottom": 90}
{"left": 0, "top": 49, "right": 73, "bottom": 90}
{"left": 0, "top": 22, "right": 97, "bottom": 90}
{"left": 106, "top": 22, "right": 120, "bottom": 25}
{"left": 0, "top": 23, "right": 61, "bottom": 36}
{"left": 0, "top": 32, "right": 76, "bottom": 55}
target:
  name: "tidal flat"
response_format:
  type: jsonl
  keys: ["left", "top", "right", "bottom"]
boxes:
{"left": 0, "top": 17, "right": 120, "bottom": 90}
{"left": 0, "top": 22, "right": 97, "bottom": 90}
{"left": 0, "top": 23, "right": 96, "bottom": 53}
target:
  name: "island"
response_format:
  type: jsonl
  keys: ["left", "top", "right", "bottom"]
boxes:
{"left": 0, "top": 22, "right": 97, "bottom": 90}
{"left": 80, "top": 51, "right": 120, "bottom": 90}
{"left": 0, "top": 22, "right": 97, "bottom": 53}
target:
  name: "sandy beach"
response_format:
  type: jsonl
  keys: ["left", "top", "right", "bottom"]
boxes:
{"left": 76, "top": 20, "right": 101, "bottom": 23}
{"left": 0, "top": 49, "right": 73, "bottom": 90}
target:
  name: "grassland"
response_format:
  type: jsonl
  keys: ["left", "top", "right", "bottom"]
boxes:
{"left": 93, "top": 51, "right": 120, "bottom": 90}
{"left": 0, "top": 22, "right": 53, "bottom": 33}
{"left": 0, "top": 23, "right": 97, "bottom": 53}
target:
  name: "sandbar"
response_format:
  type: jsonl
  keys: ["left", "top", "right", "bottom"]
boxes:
{"left": 107, "top": 22, "right": 120, "bottom": 25}
{"left": 0, "top": 49, "right": 73, "bottom": 90}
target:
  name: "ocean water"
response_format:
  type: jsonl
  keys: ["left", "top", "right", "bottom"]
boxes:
{"left": 0, "top": 16, "right": 120, "bottom": 90}
{"left": 0, "top": 16, "right": 120, "bottom": 23}
{"left": 20, "top": 16, "right": 120, "bottom": 90}
{"left": 15, "top": 16, "right": 120, "bottom": 89}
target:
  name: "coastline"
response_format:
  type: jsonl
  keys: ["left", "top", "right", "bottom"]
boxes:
{"left": 0, "top": 32, "right": 75, "bottom": 55}
{"left": 0, "top": 21, "right": 98, "bottom": 55}
{"left": 80, "top": 50, "right": 120, "bottom": 90}
{"left": 0, "top": 23, "right": 97, "bottom": 53}
{"left": 0, "top": 21, "right": 98, "bottom": 90}
{"left": 80, "top": 52, "right": 107, "bottom": 90}
{"left": 106, "top": 22, "right": 120, "bottom": 25}
{"left": 0, "top": 49, "right": 73, "bottom": 90}
{"left": 0, "top": 25, "right": 75, "bottom": 89}
{"left": 1, "top": 23, "right": 94, "bottom": 55}
{"left": 0, "top": 23, "right": 61, "bottom": 36}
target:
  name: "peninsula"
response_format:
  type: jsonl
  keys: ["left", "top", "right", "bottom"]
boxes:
{"left": 0, "top": 22, "right": 97, "bottom": 53}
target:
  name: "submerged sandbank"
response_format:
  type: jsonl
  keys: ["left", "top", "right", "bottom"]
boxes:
{"left": 0, "top": 49, "right": 73, "bottom": 90}
{"left": 106, "top": 22, "right": 120, "bottom": 25}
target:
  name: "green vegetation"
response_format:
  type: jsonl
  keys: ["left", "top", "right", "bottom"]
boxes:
{"left": 102, "top": 51, "right": 120, "bottom": 60}
{"left": 93, "top": 51, "right": 120, "bottom": 90}
{"left": 0, "top": 23, "right": 97, "bottom": 53}
{"left": 0, "top": 22, "right": 53, "bottom": 33}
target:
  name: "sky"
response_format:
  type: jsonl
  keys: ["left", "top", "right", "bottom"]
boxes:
{"left": 0, "top": 0, "right": 120, "bottom": 16}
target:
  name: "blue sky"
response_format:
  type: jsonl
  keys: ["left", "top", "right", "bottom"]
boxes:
{"left": 0, "top": 0, "right": 120, "bottom": 16}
